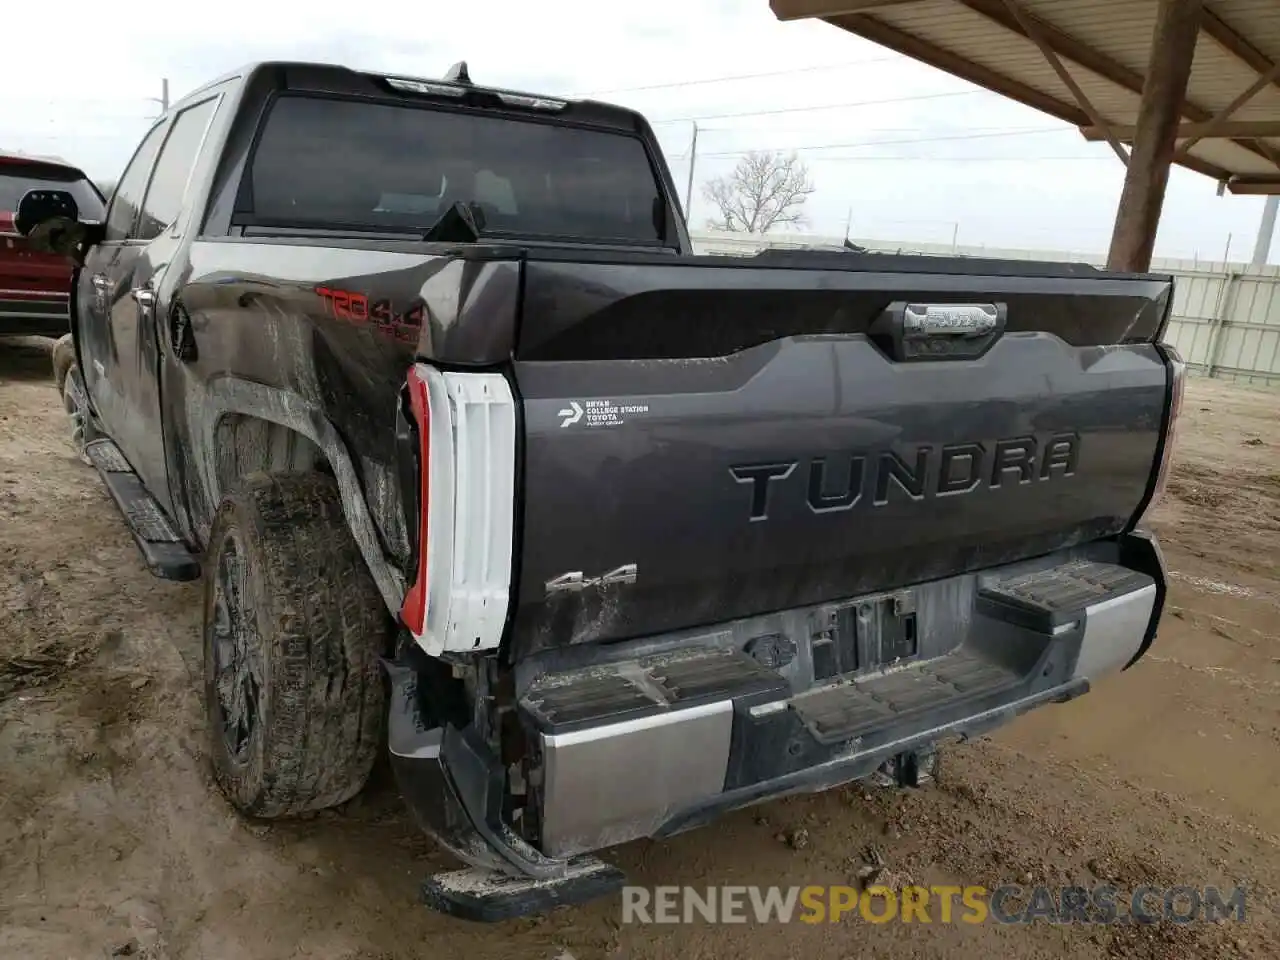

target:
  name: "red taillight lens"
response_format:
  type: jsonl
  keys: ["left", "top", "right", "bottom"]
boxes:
{"left": 1138, "top": 344, "right": 1186, "bottom": 525}
{"left": 400, "top": 365, "right": 432, "bottom": 637}
{"left": 399, "top": 363, "right": 517, "bottom": 656}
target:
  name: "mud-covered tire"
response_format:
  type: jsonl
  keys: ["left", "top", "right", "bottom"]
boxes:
{"left": 51, "top": 334, "right": 75, "bottom": 394}
{"left": 203, "top": 472, "right": 390, "bottom": 818}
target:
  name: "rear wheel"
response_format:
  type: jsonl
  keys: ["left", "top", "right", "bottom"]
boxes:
{"left": 203, "top": 473, "right": 390, "bottom": 818}
{"left": 61, "top": 363, "right": 94, "bottom": 464}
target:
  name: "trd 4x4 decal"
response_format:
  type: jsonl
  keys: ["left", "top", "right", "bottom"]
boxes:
{"left": 314, "top": 285, "right": 426, "bottom": 343}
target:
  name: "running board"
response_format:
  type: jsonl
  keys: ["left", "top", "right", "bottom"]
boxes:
{"left": 421, "top": 859, "right": 626, "bottom": 922}
{"left": 84, "top": 438, "right": 200, "bottom": 581}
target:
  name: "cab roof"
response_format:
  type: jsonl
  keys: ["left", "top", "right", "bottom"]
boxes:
{"left": 172, "top": 60, "right": 649, "bottom": 135}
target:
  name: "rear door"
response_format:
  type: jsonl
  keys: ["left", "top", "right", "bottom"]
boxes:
{"left": 110, "top": 95, "right": 221, "bottom": 510}
{"left": 508, "top": 256, "right": 1174, "bottom": 654}
{"left": 84, "top": 97, "right": 219, "bottom": 512}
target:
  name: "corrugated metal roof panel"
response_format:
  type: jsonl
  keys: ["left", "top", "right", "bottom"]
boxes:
{"left": 1191, "top": 139, "right": 1280, "bottom": 175}
{"left": 875, "top": 4, "right": 1144, "bottom": 111}
{"left": 1216, "top": 0, "right": 1280, "bottom": 50}
{"left": 1187, "top": 37, "right": 1280, "bottom": 118}
{"left": 1018, "top": 0, "right": 1163, "bottom": 73}
{"left": 778, "top": 0, "right": 1280, "bottom": 190}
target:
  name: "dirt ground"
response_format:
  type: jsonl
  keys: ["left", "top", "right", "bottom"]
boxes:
{"left": 2, "top": 335, "right": 1278, "bottom": 960}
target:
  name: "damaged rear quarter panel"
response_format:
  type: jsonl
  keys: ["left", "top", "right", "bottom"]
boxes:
{"left": 164, "top": 240, "right": 521, "bottom": 615}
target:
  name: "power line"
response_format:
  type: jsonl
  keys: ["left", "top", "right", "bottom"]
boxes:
{"left": 677, "top": 123, "right": 1066, "bottom": 138}
{"left": 696, "top": 127, "right": 1071, "bottom": 158}
{"left": 4, "top": 124, "right": 1063, "bottom": 153}
{"left": 13, "top": 81, "right": 998, "bottom": 148}
{"left": 572, "top": 58, "right": 901, "bottom": 97}
{"left": 672, "top": 154, "right": 1111, "bottom": 163}
{"left": 0, "top": 126, "right": 151, "bottom": 141}
{"left": 0, "top": 132, "right": 147, "bottom": 141}
{"left": 0, "top": 96, "right": 157, "bottom": 106}
{"left": 817, "top": 155, "right": 1109, "bottom": 162}
{"left": 8, "top": 88, "right": 989, "bottom": 145}
{"left": 649, "top": 89, "right": 982, "bottom": 125}
{"left": 688, "top": 123, "right": 1019, "bottom": 134}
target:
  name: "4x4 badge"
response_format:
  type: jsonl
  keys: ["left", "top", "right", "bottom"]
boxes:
{"left": 545, "top": 564, "right": 638, "bottom": 597}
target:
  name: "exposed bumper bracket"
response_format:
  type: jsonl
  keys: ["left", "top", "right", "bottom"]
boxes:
{"left": 384, "top": 656, "right": 605, "bottom": 883}
{"left": 888, "top": 748, "right": 938, "bottom": 788}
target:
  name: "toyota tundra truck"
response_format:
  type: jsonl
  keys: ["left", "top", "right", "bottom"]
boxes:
{"left": 17, "top": 60, "right": 1182, "bottom": 921}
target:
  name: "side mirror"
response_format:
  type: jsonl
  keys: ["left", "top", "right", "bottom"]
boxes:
{"left": 15, "top": 189, "right": 80, "bottom": 236}
{"left": 15, "top": 188, "right": 103, "bottom": 265}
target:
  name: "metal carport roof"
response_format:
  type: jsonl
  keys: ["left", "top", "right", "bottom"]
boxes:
{"left": 770, "top": 0, "right": 1280, "bottom": 269}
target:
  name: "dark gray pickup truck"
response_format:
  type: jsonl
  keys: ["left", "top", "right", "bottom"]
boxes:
{"left": 18, "top": 60, "right": 1183, "bottom": 921}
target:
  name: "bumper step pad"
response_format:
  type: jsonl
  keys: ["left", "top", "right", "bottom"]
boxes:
{"left": 84, "top": 438, "right": 200, "bottom": 581}
{"left": 522, "top": 647, "right": 788, "bottom": 733}
{"left": 791, "top": 650, "right": 1021, "bottom": 745}
{"left": 977, "top": 560, "right": 1153, "bottom": 631}
{"left": 791, "top": 560, "right": 1154, "bottom": 745}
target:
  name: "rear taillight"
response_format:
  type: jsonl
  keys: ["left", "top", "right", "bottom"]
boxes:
{"left": 1137, "top": 344, "right": 1186, "bottom": 525}
{"left": 400, "top": 363, "right": 516, "bottom": 657}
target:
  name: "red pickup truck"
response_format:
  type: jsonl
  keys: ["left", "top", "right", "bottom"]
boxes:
{"left": 1, "top": 153, "right": 105, "bottom": 337}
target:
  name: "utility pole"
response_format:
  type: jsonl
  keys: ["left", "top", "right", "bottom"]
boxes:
{"left": 1250, "top": 196, "right": 1278, "bottom": 268}
{"left": 683, "top": 121, "right": 699, "bottom": 225}
{"left": 147, "top": 78, "right": 170, "bottom": 119}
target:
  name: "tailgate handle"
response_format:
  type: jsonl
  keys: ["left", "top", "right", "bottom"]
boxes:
{"left": 870, "top": 301, "right": 1007, "bottom": 362}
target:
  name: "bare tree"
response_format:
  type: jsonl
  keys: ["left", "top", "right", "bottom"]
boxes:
{"left": 702, "top": 151, "right": 815, "bottom": 233}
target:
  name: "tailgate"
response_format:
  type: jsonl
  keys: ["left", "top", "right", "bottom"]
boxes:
{"left": 509, "top": 255, "right": 1173, "bottom": 655}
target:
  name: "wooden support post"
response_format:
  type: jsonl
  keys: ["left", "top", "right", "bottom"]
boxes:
{"left": 1106, "top": 0, "right": 1203, "bottom": 272}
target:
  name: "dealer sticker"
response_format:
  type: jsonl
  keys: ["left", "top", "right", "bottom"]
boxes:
{"left": 558, "top": 399, "right": 651, "bottom": 428}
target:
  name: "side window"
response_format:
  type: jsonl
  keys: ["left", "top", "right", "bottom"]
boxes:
{"left": 135, "top": 98, "right": 218, "bottom": 242}
{"left": 104, "top": 122, "right": 167, "bottom": 242}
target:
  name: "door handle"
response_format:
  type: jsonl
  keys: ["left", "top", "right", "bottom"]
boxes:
{"left": 131, "top": 286, "right": 156, "bottom": 309}
{"left": 91, "top": 273, "right": 109, "bottom": 291}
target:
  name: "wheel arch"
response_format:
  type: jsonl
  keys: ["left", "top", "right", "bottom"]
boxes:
{"left": 193, "top": 376, "right": 407, "bottom": 615}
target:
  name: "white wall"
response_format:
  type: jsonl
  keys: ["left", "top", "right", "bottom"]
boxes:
{"left": 689, "top": 230, "right": 1280, "bottom": 388}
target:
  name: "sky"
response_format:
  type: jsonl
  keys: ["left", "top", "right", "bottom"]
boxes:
{"left": 1, "top": 0, "right": 1271, "bottom": 261}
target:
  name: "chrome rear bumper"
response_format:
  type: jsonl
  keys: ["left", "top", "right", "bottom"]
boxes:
{"left": 524, "top": 541, "right": 1164, "bottom": 859}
